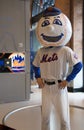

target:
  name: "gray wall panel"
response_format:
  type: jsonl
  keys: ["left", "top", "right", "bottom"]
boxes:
{"left": 0, "top": 73, "right": 26, "bottom": 103}
{"left": 0, "top": 0, "right": 26, "bottom": 52}
{"left": 0, "top": 0, "right": 30, "bottom": 103}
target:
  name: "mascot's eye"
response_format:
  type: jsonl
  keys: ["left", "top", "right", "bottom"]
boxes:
{"left": 41, "top": 20, "right": 50, "bottom": 27}
{"left": 53, "top": 19, "right": 62, "bottom": 26}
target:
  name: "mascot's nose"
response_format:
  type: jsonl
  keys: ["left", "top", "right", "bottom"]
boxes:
{"left": 47, "top": 25, "right": 55, "bottom": 32}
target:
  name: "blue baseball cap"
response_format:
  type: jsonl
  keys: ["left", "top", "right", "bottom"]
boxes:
{"left": 43, "top": 7, "right": 61, "bottom": 17}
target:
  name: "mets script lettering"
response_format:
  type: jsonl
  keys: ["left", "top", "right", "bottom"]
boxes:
{"left": 40, "top": 53, "right": 58, "bottom": 63}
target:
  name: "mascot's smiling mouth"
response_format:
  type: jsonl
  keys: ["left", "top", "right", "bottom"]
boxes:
{"left": 41, "top": 33, "right": 64, "bottom": 42}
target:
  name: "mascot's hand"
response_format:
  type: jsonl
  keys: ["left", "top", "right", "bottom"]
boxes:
{"left": 36, "top": 78, "right": 44, "bottom": 88}
{"left": 58, "top": 80, "right": 68, "bottom": 89}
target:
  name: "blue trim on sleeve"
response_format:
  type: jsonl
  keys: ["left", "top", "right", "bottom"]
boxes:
{"left": 66, "top": 62, "right": 83, "bottom": 82}
{"left": 33, "top": 65, "right": 41, "bottom": 78}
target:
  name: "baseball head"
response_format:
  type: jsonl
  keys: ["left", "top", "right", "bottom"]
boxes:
{"left": 36, "top": 7, "right": 72, "bottom": 47}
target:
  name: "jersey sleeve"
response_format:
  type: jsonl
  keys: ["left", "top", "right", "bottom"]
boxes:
{"left": 33, "top": 50, "right": 40, "bottom": 67}
{"left": 66, "top": 62, "right": 83, "bottom": 82}
{"left": 33, "top": 65, "right": 41, "bottom": 78}
{"left": 66, "top": 47, "right": 80, "bottom": 66}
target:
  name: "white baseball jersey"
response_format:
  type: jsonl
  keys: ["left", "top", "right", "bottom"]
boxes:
{"left": 33, "top": 46, "right": 79, "bottom": 80}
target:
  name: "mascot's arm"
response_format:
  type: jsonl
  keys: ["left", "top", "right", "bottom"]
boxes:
{"left": 58, "top": 62, "right": 83, "bottom": 89}
{"left": 33, "top": 65, "right": 44, "bottom": 88}
{"left": 66, "top": 62, "right": 83, "bottom": 82}
{"left": 33, "top": 65, "right": 41, "bottom": 78}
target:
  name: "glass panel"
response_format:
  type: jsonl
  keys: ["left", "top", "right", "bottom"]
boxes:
{"left": 73, "top": 0, "right": 83, "bottom": 89}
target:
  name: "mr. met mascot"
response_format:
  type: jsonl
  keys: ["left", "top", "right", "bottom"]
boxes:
{"left": 33, "top": 7, "right": 82, "bottom": 130}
